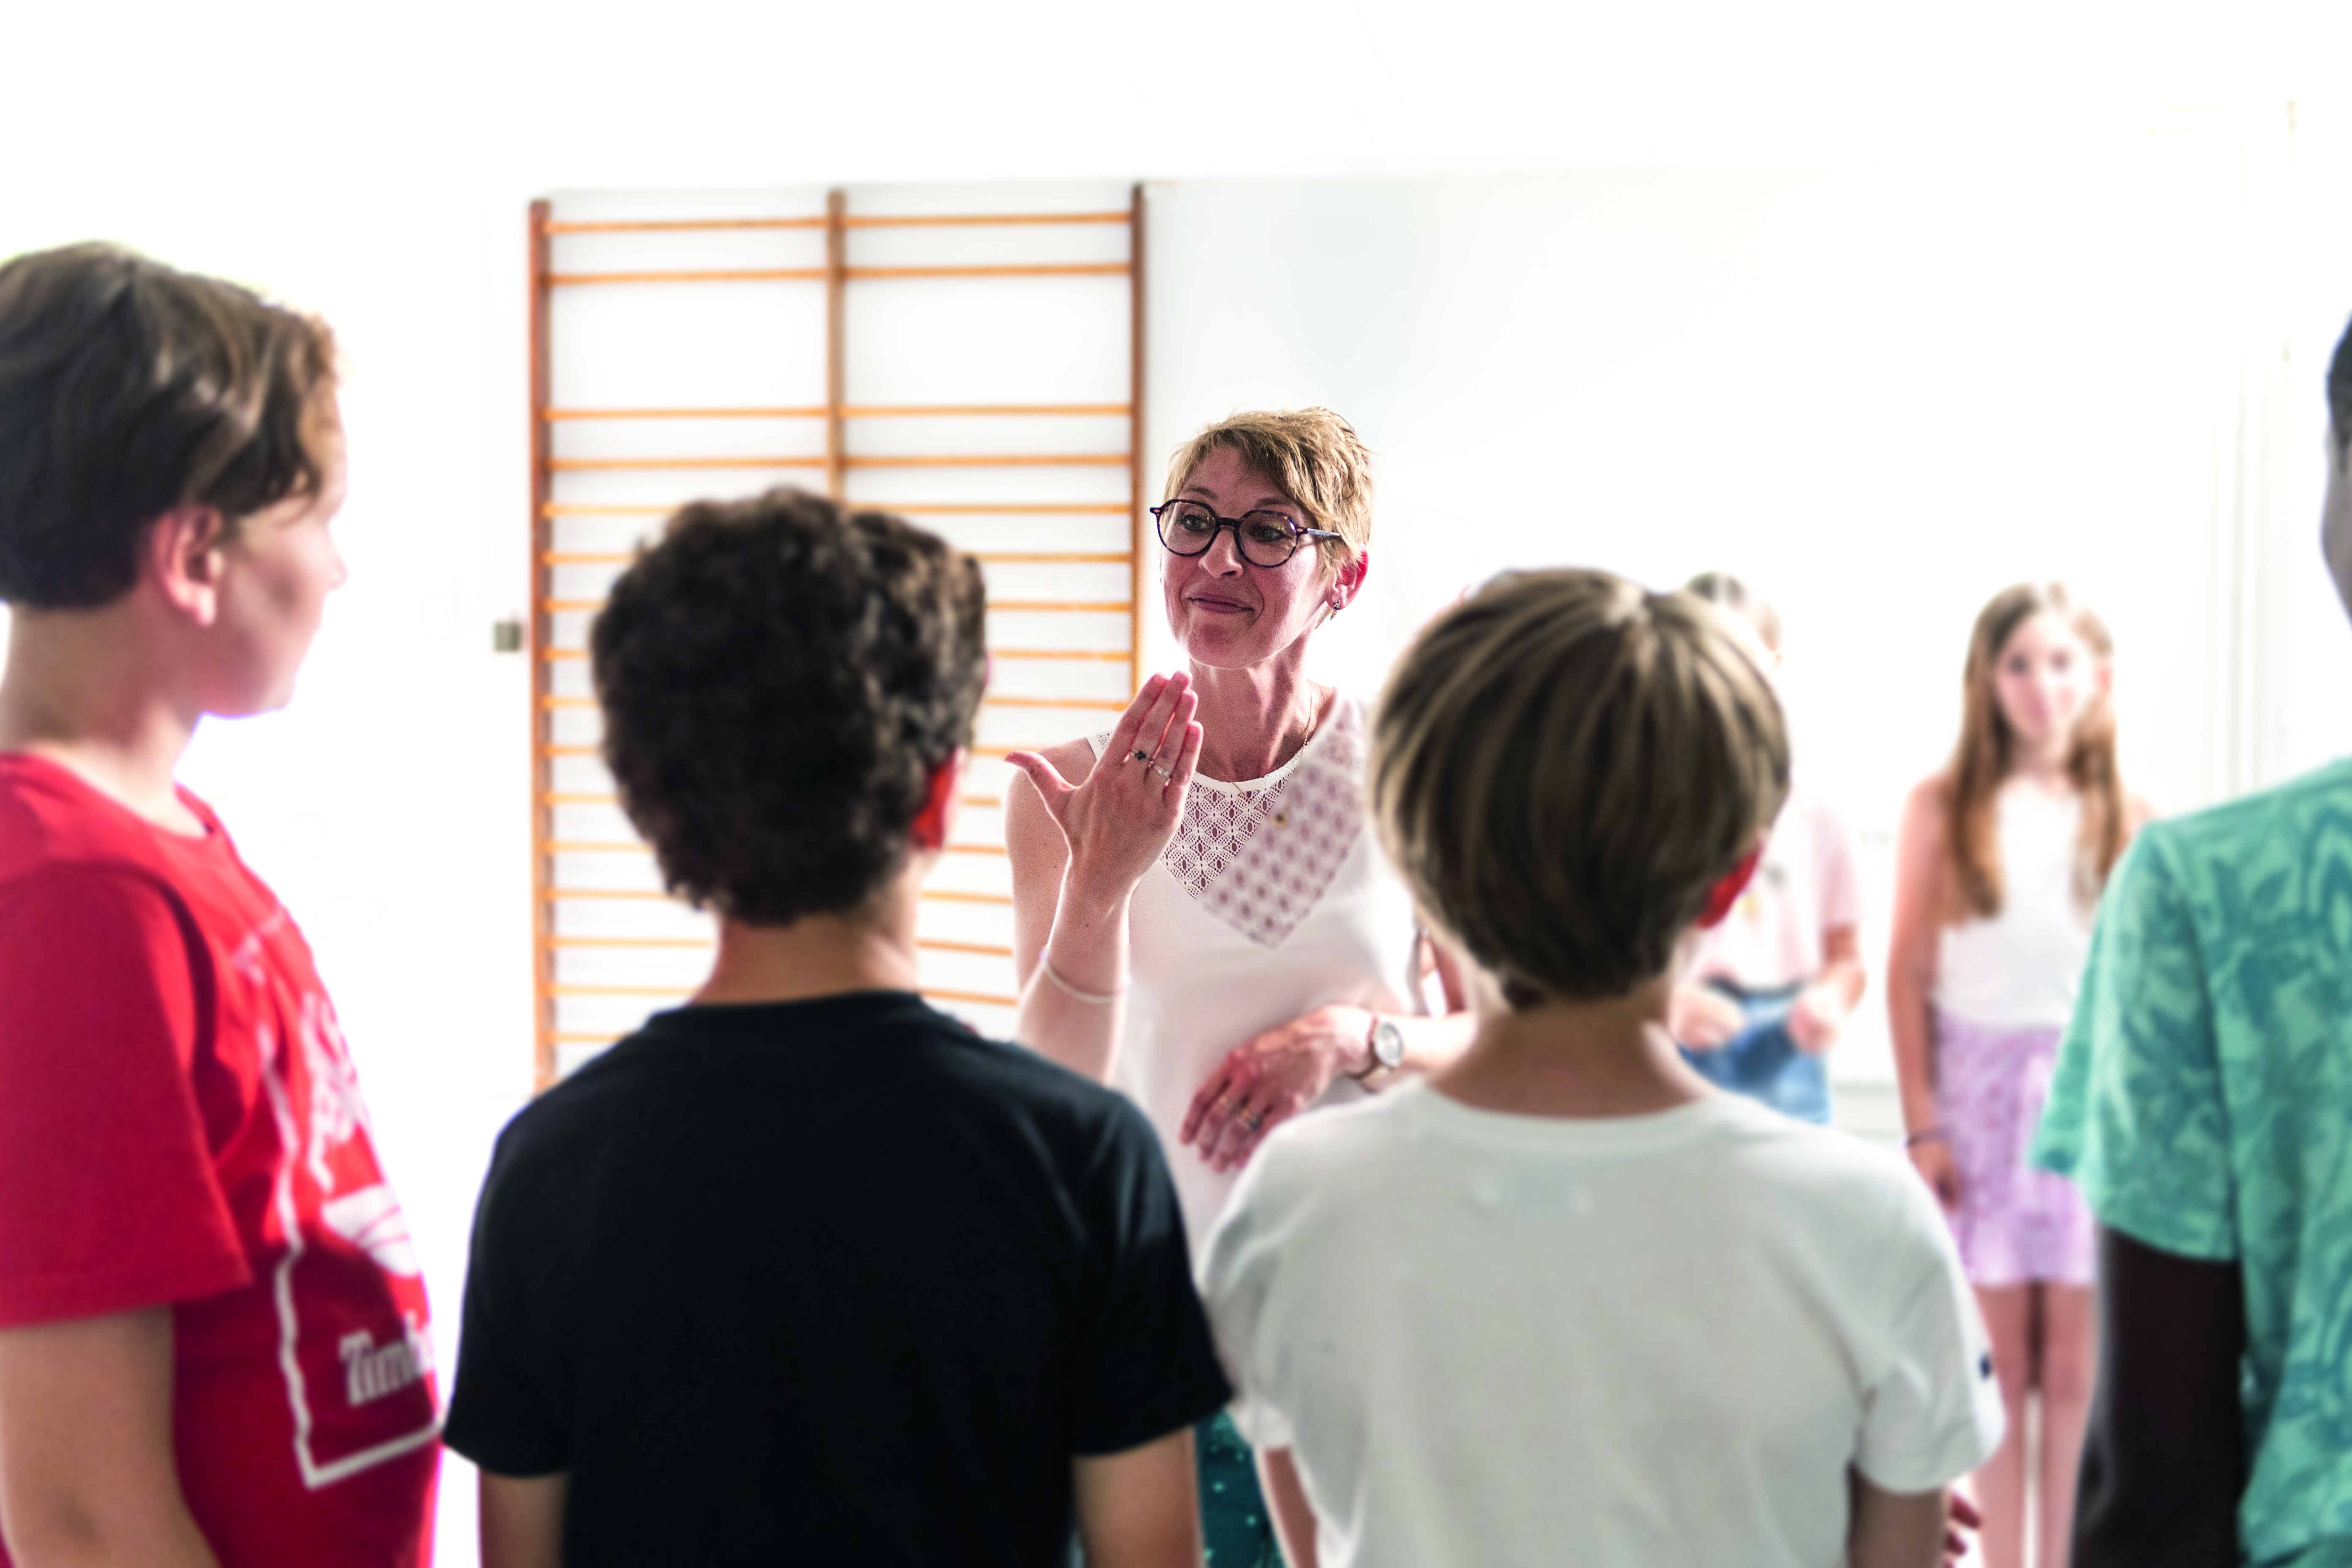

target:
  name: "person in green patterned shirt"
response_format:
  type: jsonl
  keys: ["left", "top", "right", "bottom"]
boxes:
{"left": 2031, "top": 312, "right": 2352, "bottom": 1568}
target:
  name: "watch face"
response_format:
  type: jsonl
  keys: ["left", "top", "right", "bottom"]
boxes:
{"left": 1372, "top": 1019, "right": 1406, "bottom": 1069}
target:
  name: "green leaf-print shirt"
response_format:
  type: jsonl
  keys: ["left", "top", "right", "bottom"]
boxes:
{"left": 2033, "top": 759, "right": 2352, "bottom": 1565}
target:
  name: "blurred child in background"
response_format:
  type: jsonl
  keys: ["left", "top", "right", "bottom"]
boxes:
{"left": 1888, "top": 583, "right": 2154, "bottom": 1568}
{"left": 1671, "top": 572, "right": 1865, "bottom": 1124}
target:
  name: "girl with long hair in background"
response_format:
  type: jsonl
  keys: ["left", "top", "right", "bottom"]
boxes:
{"left": 1887, "top": 583, "right": 2154, "bottom": 1568}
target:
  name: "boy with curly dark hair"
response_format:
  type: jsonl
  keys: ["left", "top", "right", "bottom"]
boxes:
{"left": 444, "top": 488, "right": 1230, "bottom": 1568}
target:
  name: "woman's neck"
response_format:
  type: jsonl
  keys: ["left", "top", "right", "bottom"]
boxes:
{"left": 1186, "top": 653, "right": 1328, "bottom": 783}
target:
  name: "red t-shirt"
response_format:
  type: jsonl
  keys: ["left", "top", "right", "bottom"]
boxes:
{"left": 0, "top": 754, "right": 438, "bottom": 1567}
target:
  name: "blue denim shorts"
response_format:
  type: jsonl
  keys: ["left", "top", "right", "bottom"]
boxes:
{"left": 1678, "top": 980, "right": 1831, "bottom": 1124}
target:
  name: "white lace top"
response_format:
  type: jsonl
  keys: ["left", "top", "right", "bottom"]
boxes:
{"left": 1089, "top": 694, "right": 1425, "bottom": 1259}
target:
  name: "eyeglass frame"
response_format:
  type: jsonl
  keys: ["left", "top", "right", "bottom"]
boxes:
{"left": 1148, "top": 501, "right": 1347, "bottom": 568}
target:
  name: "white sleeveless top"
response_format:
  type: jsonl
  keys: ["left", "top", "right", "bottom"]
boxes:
{"left": 1934, "top": 783, "right": 2094, "bottom": 1029}
{"left": 1089, "top": 694, "right": 1424, "bottom": 1260}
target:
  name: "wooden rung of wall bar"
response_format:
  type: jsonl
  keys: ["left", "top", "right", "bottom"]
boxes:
{"left": 542, "top": 934, "right": 1015, "bottom": 959}
{"left": 543, "top": 791, "right": 619, "bottom": 804}
{"left": 548, "top": 456, "right": 828, "bottom": 472}
{"left": 839, "top": 211, "right": 1130, "bottom": 228}
{"left": 542, "top": 216, "right": 828, "bottom": 234}
{"left": 922, "top": 889, "right": 1015, "bottom": 906}
{"left": 548, "top": 268, "right": 828, "bottom": 286}
{"left": 547, "top": 596, "right": 1131, "bottom": 614}
{"left": 547, "top": 841, "right": 648, "bottom": 853}
{"left": 545, "top": 406, "right": 830, "bottom": 420}
{"left": 972, "top": 551, "right": 1132, "bottom": 564}
{"left": 553, "top": 983, "right": 693, "bottom": 998}
{"left": 864, "top": 502, "right": 1131, "bottom": 515}
{"left": 989, "top": 648, "right": 1134, "bottom": 662}
{"left": 542, "top": 500, "right": 1132, "bottom": 519}
{"left": 915, "top": 938, "right": 1018, "bottom": 958}
{"left": 842, "top": 403, "right": 1130, "bottom": 417}
{"left": 845, "top": 264, "right": 1129, "bottom": 281}
{"left": 922, "top": 987, "right": 1021, "bottom": 1009}
{"left": 945, "top": 844, "right": 1009, "bottom": 856}
{"left": 983, "top": 696, "right": 1126, "bottom": 711}
{"left": 542, "top": 403, "right": 1129, "bottom": 421}
{"left": 841, "top": 454, "right": 1127, "bottom": 469}
{"left": 545, "top": 888, "right": 678, "bottom": 901}
{"left": 545, "top": 548, "right": 1131, "bottom": 566}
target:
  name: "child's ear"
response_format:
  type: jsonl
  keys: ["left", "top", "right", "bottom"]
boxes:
{"left": 1697, "top": 844, "right": 1765, "bottom": 929}
{"left": 906, "top": 749, "right": 967, "bottom": 852}
{"left": 144, "top": 505, "right": 230, "bottom": 627}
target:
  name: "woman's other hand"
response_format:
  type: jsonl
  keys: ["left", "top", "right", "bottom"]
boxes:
{"left": 1180, "top": 1004, "right": 1369, "bottom": 1174}
{"left": 1909, "top": 1135, "right": 1962, "bottom": 1212}
{"left": 1006, "top": 672, "right": 1203, "bottom": 905}
{"left": 1668, "top": 982, "right": 1745, "bottom": 1050}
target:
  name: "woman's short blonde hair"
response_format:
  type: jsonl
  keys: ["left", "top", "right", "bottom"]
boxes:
{"left": 1371, "top": 569, "right": 1789, "bottom": 1007}
{"left": 1162, "top": 408, "right": 1372, "bottom": 572}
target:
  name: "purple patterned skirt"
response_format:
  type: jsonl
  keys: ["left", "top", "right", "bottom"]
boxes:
{"left": 1933, "top": 1010, "right": 2097, "bottom": 1288}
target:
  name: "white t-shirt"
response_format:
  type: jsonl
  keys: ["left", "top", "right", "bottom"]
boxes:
{"left": 1688, "top": 784, "right": 1860, "bottom": 991}
{"left": 1934, "top": 783, "right": 2094, "bottom": 1028}
{"left": 1200, "top": 1083, "right": 2004, "bottom": 1568}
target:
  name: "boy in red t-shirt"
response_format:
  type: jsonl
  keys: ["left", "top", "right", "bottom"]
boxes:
{"left": 0, "top": 246, "right": 437, "bottom": 1566}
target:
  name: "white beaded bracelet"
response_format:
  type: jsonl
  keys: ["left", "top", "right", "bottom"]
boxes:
{"left": 1038, "top": 955, "right": 1125, "bottom": 1006}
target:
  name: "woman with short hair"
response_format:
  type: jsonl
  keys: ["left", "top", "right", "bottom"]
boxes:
{"left": 1007, "top": 408, "right": 1474, "bottom": 1564}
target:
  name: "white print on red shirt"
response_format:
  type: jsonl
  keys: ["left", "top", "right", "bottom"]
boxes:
{"left": 240, "top": 908, "right": 440, "bottom": 1490}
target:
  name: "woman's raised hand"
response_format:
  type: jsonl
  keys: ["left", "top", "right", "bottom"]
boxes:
{"left": 1006, "top": 672, "right": 1204, "bottom": 904}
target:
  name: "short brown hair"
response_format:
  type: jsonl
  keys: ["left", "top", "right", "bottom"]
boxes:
{"left": 0, "top": 244, "right": 338, "bottom": 609}
{"left": 1372, "top": 570, "right": 1789, "bottom": 1007}
{"left": 1162, "top": 408, "right": 1372, "bottom": 572}
{"left": 592, "top": 488, "right": 987, "bottom": 926}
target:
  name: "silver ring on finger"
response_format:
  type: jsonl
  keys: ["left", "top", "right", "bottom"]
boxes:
{"left": 1152, "top": 763, "right": 1173, "bottom": 781}
{"left": 1239, "top": 1109, "right": 1265, "bottom": 1132}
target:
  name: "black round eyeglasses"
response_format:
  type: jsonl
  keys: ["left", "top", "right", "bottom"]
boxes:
{"left": 1149, "top": 501, "right": 1345, "bottom": 568}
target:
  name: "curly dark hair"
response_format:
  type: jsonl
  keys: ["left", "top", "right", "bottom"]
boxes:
{"left": 592, "top": 489, "right": 987, "bottom": 926}
{"left": 0, "top": 243, "right": 337, "bottom": 608}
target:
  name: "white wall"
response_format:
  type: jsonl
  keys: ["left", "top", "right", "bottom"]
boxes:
{"left": 2, "top": 5, "right": 2350, "bottom": 1563}
{"left": 1144, "top": 134, "right": 2352, "bottom": 1107}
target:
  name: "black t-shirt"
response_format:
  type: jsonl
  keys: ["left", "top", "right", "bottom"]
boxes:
{"left": 444, "top": 991, "right": 1230, "bottom": 1566}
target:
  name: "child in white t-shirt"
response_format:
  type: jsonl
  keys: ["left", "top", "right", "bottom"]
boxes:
{"left": 1200, "top": 570, "right": 2003, "bottom": 1568}
{"left": 1673, "top": 572, "right": 1864, "bottom": 1124}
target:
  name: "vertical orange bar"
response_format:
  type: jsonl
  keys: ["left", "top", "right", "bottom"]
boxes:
{"left": 528, "top": 199, "right": 556, "bottom": 1093}
{"left": 1128, "top": 183, "right": 1149, "bottom": 693}
{"left": 825, "top": 189, "right": 848, "bottom": 502}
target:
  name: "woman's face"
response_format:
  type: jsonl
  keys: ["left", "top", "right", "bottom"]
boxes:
{"left": 1161, "top": 445, "right": 1348, "bottom": 670}
{"left": 1989, "top": 610, "right": 2102, "bottom": 752}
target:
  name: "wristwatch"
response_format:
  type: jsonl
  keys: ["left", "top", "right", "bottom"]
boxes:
{"left": 1352, "top": 1014, "right": 1405, "bottom": 1081}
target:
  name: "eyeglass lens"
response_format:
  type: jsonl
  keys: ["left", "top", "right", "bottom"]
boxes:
{"left": 1158, "top": 502, "right": 1306, "bottom": 566}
